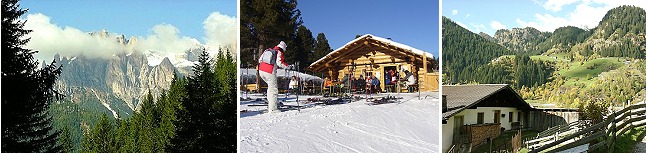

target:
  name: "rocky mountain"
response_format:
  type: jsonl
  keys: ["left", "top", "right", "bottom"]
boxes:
{"left": 51, "top": 31, "right": 208, "bottom": 119}
{"left": 492, "top": 27, "right": 550, "bottom": 54}
{"left": 54, "top": 51, "right": 176, "bottom": 117}
{"left": 480, "top": 5, "right": 644, "bottom": 59}
{"left": 478, "top": 32, "right": 496, "bottom": 42}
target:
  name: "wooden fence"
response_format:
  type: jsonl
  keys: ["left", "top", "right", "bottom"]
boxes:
{"left": 525, "top": 120, "right": 591, "bottom": 150}
{"left": 420, "top": 72, "right": 439, "bottom": 92}
{"left": 525, "top": 102, "right": 646, "bottom": 153}
{"left": 528, "top": 110, "right": 580, "bottom": 132}
{"left": 512, "top": 130, "right": 522, "bottom": 153}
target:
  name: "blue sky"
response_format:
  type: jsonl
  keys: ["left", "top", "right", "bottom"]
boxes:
{"left": 19, "top": 0, "right": 237, "bottom": 64}
{"left": 20, "top": 0, "right": 236, "bottom": 41}
{"left": 442, "top": 0, "right": 646, "bottom": 36}
{"left": 298, "top": 0, "right": 439, "bottom": 57}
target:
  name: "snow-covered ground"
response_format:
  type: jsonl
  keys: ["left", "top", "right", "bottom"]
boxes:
{"left": 240, "top": 92, "right": 441, "bottom": 152}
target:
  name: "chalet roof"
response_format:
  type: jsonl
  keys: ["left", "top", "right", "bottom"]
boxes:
{"left": 307, "top": 34, "right": 435, "bottom": 72}
{"left": 442, "top": 84, "right": 532, "bottom": 121}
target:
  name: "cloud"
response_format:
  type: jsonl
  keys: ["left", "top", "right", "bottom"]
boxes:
{"left": 470, "top": 23, "right": 488, "bottom": 33}
{"left": 203, "top": 11, "right": 237, "bottom": 54}
{"left": 490, "top": 21, "right": 507, "bottom": 30}
{"left": 133, "top": 24, "right": 200, "bottom": 57}
{"left": 465, "top": 14, "right": 471, "bottom": 18}
{"left": 452, "top": 10, "right": 458, "bottom": 15}
{"left": 542, "top": 0, "right": 580, "bottom": 12}
{"left": 517, "top": 0, "right": 647, "bottom": 32}
{"left": 23, "top": 12, "right": 237, "bottom": 64}
{"left": 24, "top": 13, "right": 125, "bottom": 61}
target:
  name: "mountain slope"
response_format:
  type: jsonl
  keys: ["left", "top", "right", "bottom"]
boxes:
{"left": 585, "top": 5, "right": 646, "bottom": 59}
{"left": 442, "top": 16, "right": 512, "bottom": 84}
{"left": 537, "top": 26, "right": 592, "bottom": 55}
{"left": 493, "top": 27, "right": 550, "bottom": 54}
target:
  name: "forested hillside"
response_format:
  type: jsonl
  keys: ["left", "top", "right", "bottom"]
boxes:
{"left": 442, "top": 16, "right": 512, "bottom": 84}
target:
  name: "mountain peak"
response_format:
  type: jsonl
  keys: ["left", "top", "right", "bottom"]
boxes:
{"left": 160, "top": 57, "right": 173, "bottom": 67}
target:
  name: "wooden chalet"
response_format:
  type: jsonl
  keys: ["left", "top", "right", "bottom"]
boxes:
{"left": 306, "top": 34, "right": 438, "bottom": 92}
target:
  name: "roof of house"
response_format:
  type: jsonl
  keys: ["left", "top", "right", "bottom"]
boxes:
{"left": 442, "top": 84, "right": 532, "bottom": 120}
{"left": 307, "top": 34, "right": 435, "bottom": 72}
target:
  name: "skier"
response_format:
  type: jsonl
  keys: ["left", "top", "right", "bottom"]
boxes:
{"left": 258, "top": 41, "right": 293, "bottom": 113}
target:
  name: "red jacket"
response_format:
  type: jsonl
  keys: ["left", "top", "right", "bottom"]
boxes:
{"left": 259, "top": 46, "right": 289, "bottom": 74}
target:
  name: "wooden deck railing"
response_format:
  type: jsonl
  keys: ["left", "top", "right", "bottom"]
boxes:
{"left": 525, "top": 120, "right": 590, "bottom": 150}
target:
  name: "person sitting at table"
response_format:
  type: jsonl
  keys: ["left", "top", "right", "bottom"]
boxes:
{"left": 302, "top": 80, "right": 310, "bottom": 95}
{"left": 390, "top": 70, "right": 398, "bottom": 85}
{"left": 357, "top": 75, "right": 366, "bottom": 92}
{"left": 372, "top": 76, "right": 381, "bottom": 93}
{"left": 403, "top": 70, "right": 417, "bottom": 92}
{"left": 289, "top": 76, "right": 299, "bottom": 94}
{"left": 323, "top": 76, "right": 333, "bottom": 91}
{"left": 385, "top": 70, "right": 392, "bottom": 85}
{"left": 349, "top": 77, "right": 357, "bottom": 91}
{"left": 365, "top": 75, "right": 373, "bottom": 92}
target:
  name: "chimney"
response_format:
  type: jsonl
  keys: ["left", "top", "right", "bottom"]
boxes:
{"left": 442, "top": 95, "right": 447, "bottom": 112}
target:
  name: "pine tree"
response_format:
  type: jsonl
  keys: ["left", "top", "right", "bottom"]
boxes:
{"left": 82, "top": 114, "right": 117, "bottom": 153}
{"left": 241, "top": 0, "right": 302, "bottom": 60}
{"left": 213, "top": 48, "right": 237, "bottom": 152}
{"left": 59, "top": 126, "right": 73, "bottom": 153}
{"left": 136, "top": 91, "right": 156, "bottom": 152}
{"left": 170, "top": 49, "right": 235, "bottom": 152}
{"left": 116, "top": 118, "right": 137, "bottom": 152}
{"left": 2, "top": 0, "right": 62, "bottom": 152}
{"left": 290, "top": 25, "right": 315, "bottom": 69}
{"left": 310, "top": 33, "right": 333, "bottom": 64}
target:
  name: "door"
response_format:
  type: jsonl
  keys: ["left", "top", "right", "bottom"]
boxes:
{"left": 454, "top": 116, "right": 464, "bottom": 134}
{"left": 494, "top": 110, "right": 501, "bottom": 123}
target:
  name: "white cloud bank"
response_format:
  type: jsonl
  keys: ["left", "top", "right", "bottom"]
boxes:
{"left": 23, "top": 12, "right": 237, "bottom": 64}
{"left": 452, "top": 10, "right": 458, "bottom": 15}
{"left": 203, "top": 11, "right": 238, "bottom": 53}
{"left": 24, "top": 13, "right": 125, "bottom": 61}
{"left": 490, "top": 21, "right": 507, "bottom": 30}
{"left": 519, "top": 0, "right": 647, "bottom": 32}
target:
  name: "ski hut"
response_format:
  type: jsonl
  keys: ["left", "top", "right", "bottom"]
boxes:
{"left": 307, "top": 34, "right": 438, "bottom": 92}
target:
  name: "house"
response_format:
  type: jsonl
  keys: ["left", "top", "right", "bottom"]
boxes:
{"left": 441, "top": 84, "right": 533, "bottom": 152}
{"left": 306, "top": 34, "right": 439, "bottom": 92}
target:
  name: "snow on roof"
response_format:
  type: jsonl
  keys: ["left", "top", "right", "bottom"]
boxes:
{"left": 240, "top": 68, "right": 323, "bottom": 82}
{"left": 309, "top": 34, "right": 435, "bottom": 67}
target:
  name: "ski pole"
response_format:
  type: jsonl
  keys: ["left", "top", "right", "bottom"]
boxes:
{"left": 295, "top": 62, "right": 300, "bottom": 112}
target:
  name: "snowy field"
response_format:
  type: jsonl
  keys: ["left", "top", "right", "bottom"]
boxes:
{"left": 240, "top": 92, "right": 441, "bottom": 152}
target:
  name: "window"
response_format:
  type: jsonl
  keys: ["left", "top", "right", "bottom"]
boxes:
{"left": 494, "top": 110, "right": 501, "bottom": 123}
{"left": 509, "top": 112, "right": 513, "bottom": 122}
{"left": 477, "top": 113, "right": 484, "bottom": 124}
{"left": 518, "top": 112, "right": 522, "bottom": 122}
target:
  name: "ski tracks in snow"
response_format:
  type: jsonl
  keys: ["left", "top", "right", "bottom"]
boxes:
{"left": 240, "top": 93, "right": 440, "bottom": 152}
